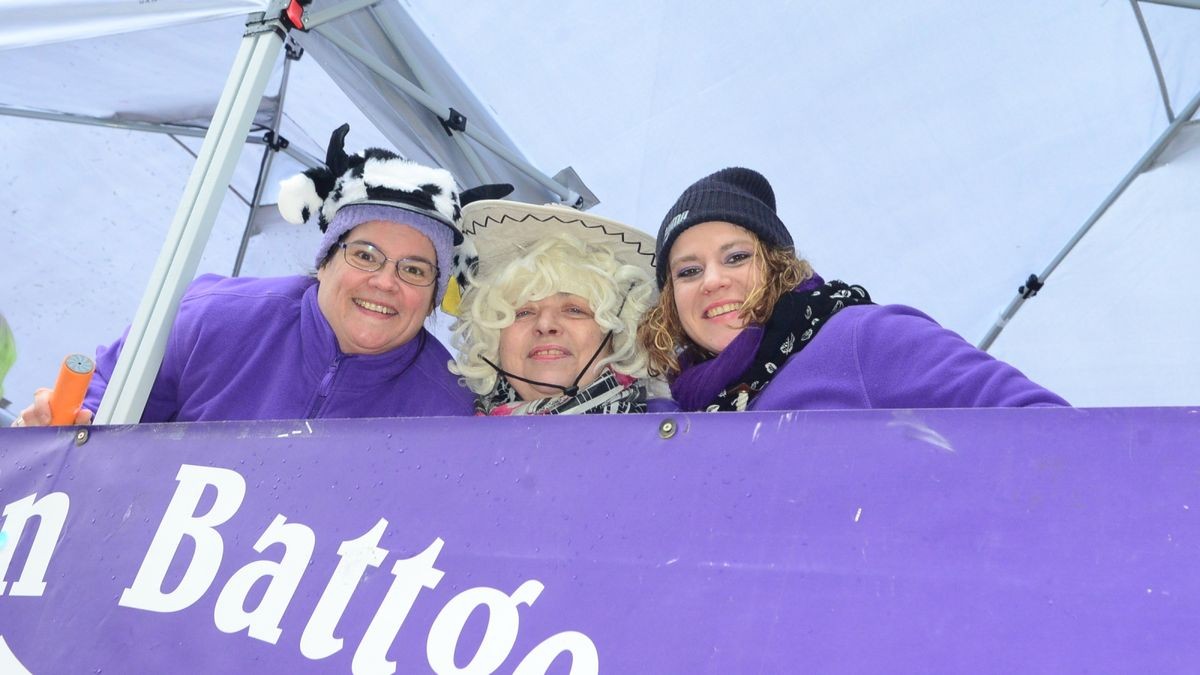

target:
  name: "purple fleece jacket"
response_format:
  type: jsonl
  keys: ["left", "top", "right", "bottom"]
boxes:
{"left": 743, "top": 304, "right": 1067, "bottom": 411}
{"left": 82, "top": 274, "right": 474, "bottom": 422}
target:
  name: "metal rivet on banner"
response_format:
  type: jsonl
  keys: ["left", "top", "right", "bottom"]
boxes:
{"left": 658, "top": 419, "right": 677, "bottom": 439}
{"left": 74, "top": 429, "right": 89, "bottom": 446}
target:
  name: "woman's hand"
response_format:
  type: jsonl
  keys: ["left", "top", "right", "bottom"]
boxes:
{"left": 10, "top": 388, "right": 94, "bottom": 427}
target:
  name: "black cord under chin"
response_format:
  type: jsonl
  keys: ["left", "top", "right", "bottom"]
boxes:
{"left": 483, "top": 330, "right": 614, "bottom": 398}
{"left": 486, "top": 286, "right": 633, "bottom": 399}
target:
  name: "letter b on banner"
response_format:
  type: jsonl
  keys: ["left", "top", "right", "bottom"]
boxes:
{"left": 119, "top": 465, "right": 246, "bottom": 613}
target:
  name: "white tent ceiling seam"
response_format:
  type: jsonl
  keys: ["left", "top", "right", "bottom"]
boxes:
{"left": 977, "top": 3, "right": 1200, "bottom": 351}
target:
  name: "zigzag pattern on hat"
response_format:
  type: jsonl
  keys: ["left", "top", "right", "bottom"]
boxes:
{"left": 452, "top": 211, "right": 657, "bottom": 293}
{"left": 460, "top": 212, "right": 656, "bottom": 261}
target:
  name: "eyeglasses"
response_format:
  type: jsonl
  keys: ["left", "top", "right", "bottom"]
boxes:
{"left": 339, "top": 241, "right": 438, "bottom": 287}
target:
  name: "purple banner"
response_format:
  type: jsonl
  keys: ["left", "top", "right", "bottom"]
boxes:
{"left": 1, "top": 408, "right": 1199, "bottom": 673}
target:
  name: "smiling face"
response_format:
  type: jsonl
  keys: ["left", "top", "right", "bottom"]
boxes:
{"left": 497, "top": 292, "right": 612, "bottom": 400}
{"left": 316, "top": 220, "right": 437, "bottom": 355}
{"left": 668, "top": 221, "right": 763, "bottom": 355}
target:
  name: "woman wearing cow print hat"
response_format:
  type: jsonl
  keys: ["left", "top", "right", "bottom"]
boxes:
{"left": 14, "top": 124, "right": 481, "bottom": 425}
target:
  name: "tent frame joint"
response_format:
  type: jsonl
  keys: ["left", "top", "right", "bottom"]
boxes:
{"left": 262, "top": 130, "right": 289, "bottom": 151}
{"left": 1018, "top": 275, "right": 1044, "bottom": 300}
{"left": 440, "top": 108, "right": 468, "bottom": 136}
{"left": 284, "top": 39, "right": 304, "bottom": 61}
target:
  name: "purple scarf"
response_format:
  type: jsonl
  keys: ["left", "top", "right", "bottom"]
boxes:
{"left": 670, "top": 274, "right": 825, "bottom": 411}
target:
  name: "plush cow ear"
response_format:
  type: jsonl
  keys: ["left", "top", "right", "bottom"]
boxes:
{"left": 278, "top": 172, "right": 323, "bottom": 226}
{"left": 324, "top": 123, "right": 352, "bottom": 177}
{"left": 460, "top": 183, "right": 514, "bottom": 206}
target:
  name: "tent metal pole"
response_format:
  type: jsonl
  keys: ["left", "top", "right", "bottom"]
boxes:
{"left": 232, "top": 42, "right": 297, "bottom": 277}
{"left": 314, "top": 25, "right": 579, "bottom": 204}
{"left": 977, "top": 87, "right": 1200, "bottom": 352}
{"left": 0, "top": 105, "right": 210, "bottom": 136}
{"left": 0, "top": 103, "right": 322, "bottom": 169}
{"left": 278, "top": 144, "right": 322, "bottom": 169}
{"left": 367, "top": 4, "right": 493, "bottom": 186}
{"left": 1137, "top": 0, "right": 1200, "bottom": 8}
{"left": 1129, "top": 0, "right": 1175, "bottom": 122}
{"left": 95, "top": 9, "right": 289, "bottom": 424}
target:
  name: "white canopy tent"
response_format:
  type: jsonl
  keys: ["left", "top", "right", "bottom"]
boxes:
{"left": 0, "top": 0, "right": 1197, "bottom": 416}
{"left": 0, "top": 0, "right": 579, "bottom": 421}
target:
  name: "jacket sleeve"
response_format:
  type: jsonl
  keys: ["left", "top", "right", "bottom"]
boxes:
{"left": 81, "top": 326, "right": 184, "bottom": 423}
{"left": 81, "top": 332, "right": 117, "bottom": 416}
{"left": 80, "top": 277, "right": 223, "bottom": 423}
{"left": 851, "top": 305, "right": 1069, "bottom": 408}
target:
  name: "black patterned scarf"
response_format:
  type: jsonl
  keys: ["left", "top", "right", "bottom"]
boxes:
{"left": 477, "top": 367, "right": 648, "bottom": 415}
{"left": 672, "top": 277, "right": 872, "bottom": 411}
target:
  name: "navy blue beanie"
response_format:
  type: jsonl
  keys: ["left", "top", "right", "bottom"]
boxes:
{"left": 655, "top": 167, "right": 793, "bottom": 288}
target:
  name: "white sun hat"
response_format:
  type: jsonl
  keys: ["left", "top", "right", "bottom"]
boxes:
{"left": 443, "top": 200, "right": 657, "bottom": 314}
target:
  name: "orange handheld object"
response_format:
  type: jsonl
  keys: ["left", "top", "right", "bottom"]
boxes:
{"left": 48, "top": 354, "right": 95, "bottom": 426}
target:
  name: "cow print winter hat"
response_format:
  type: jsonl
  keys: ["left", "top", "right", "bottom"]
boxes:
{"left": 278, "top": 123, "right": 463, "bottom": 302}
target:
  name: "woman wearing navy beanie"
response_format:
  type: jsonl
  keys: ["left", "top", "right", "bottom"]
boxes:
{"left": 638, "top": 167, "right": 1067, "bottom": 412}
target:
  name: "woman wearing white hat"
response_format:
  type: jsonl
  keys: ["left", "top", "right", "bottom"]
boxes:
{"left": 448, "top": 201, "right": 671, "bottom": 415}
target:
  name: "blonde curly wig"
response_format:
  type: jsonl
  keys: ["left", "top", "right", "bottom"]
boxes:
{"left": 450, "top": 232, "right": 655, "bottom": 395}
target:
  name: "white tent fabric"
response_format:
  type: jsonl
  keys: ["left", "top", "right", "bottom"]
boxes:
{"left": 0, "top": 1, "right": 1197, "bottom": 410}
{"left": 0, "top": 0, "right": 267, "bottom": 49}
{"left": 405, "top": 0, "right": 1200, "bottom": 405}
{"left": 990, "top": 125, "right": 1200, "bottom": 406}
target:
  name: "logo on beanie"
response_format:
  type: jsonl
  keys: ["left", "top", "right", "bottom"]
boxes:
{"left": 664, "top": 210, "right": 689, "bottom": 237}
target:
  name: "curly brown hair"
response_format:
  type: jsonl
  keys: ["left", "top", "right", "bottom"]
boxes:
{"left": 637, "top": 236, "right": 812, "bottom": 377}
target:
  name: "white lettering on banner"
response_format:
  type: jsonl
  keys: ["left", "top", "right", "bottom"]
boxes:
{"left": 117, "top": 464, "right": 598, "bottom": 673}
{"left": 427, "top": 580, "right": 544, "bottom": 674}
{"left": 119, "top": 464, "right": 247, "bottom": 612}
{"left": 301, "top": 518, "right": 390, "bottom": 660}
{"left": 0, "top": 492, "right": 70, "bottom": 597}
{"left": 513, "top": 632, "right": 600, "bottom": 675}
{"left": 353, "top": 537, "right": 445, "bottom": 674}
{"left": 214, "top": 514, "right": 315, "bottom": 644}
